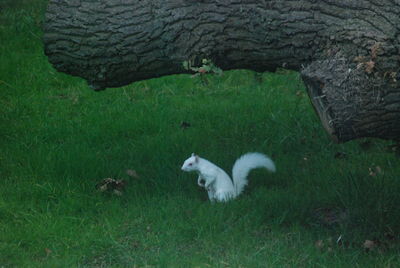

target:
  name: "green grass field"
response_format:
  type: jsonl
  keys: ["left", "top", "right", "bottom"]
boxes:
{"left": 1, "top": 1, "right": 400, "bottom": 267}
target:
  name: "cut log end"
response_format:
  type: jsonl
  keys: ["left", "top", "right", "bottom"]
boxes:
{"left": 302, "top": 59, "right": 400, "bottom": 143}
{"left": 302, "top": 77, "right": 340, "bottom": 143}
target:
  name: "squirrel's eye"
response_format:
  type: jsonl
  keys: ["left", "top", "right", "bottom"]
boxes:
{"left": 188, "top": 163, "right": 192, "bottom": 166}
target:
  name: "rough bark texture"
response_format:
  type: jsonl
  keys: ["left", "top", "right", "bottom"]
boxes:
{"left": 302, "top": 58, "right": 400, "bottom": 142}
{"left": 43, "top": 0, "right": 400, "bottom": 142}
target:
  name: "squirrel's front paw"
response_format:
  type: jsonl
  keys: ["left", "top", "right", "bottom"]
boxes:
{"left": 198, "top": 179, "right": 206, "bottom": 187}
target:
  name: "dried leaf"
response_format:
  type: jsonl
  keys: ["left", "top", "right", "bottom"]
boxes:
{"left": 383, "top": 72, "right": 398, "bottom": 83}
{"left": 126, "top": 169, "right": 139, "bottom": 179}
{"left": 353, "top": 55, "right": 366, "bottom": 63}
{"left": 369, "top": 166, "right": 383, "bottom": 177}
{"left": 44, "top": 248, "right": 52, "bottom": 257}
{"left": 356, "top": 62, "right": 364, "bottom": 70}
{"left": 315, "top": 240, "right": 324, "bottom": 249}
{"left": 180, "top": 121, "right": 191, "bottom": 129}
{"left": 96, "top": 178, "right": 127, "bottom": 195}
{"left": 363, "top": 240, "right": 376, "bottom": 251}
{"left": 364, "top": 60, "right": 375, "bottom": 74}
{"left": 368, "top": 168, "right": 376, "bottom": 177}
{"left": 370, "top": 43, "right": 381, "bottom": 60}
{"left": 113, "top": 190, "right": 123, "bottom": 196}
{"left": 99, "top": 184, "right": 108, "bottom": 192}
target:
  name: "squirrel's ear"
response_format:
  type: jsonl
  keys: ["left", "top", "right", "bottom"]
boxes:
{"left": 194, "top": 155, "right": 199, "bottom": 163}
{"left": 191, "top": 153, "right": 195, "bottom": 157}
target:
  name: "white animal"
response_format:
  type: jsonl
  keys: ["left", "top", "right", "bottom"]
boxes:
{"left": 181, "top": 152, "right": 276, "bottom": 202}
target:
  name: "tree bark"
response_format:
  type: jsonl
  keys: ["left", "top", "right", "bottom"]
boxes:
{"left": 43, "top": 0, "right": 400, "bottom": 142}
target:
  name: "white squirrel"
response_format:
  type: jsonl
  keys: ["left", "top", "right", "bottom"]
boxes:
{"left": 181, "top": 152, "right": 276, "bottom": 202}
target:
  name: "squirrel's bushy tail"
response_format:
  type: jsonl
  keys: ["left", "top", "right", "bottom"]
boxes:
{"left": 232, "top": 152, "right": 276, "bottom": 196}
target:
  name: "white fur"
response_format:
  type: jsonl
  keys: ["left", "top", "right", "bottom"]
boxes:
{"left": 181, "top": 152, "right": 276, "bottom": 202}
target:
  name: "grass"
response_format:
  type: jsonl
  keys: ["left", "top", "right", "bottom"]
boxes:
{"left": 1, "top": 0, "right": 400, "bottom": 266}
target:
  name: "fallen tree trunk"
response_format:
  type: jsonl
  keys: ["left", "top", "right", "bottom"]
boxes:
{"left": 43, "top": 0, "right": 400, "bottom": 142}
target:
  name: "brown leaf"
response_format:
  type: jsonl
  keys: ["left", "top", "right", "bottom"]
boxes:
{"left": 364, "top": 61, "right": 375, "bottom": 74}
{"left": 45, "top": 248, "right": 52, "bottom": 257}
{"left": 368, "top": 168, "right": 376, "bottom": 177}
{"left": 315, "top": 240, "right": 324, "bottom": 249}
{"left": 99, "top": 184, "right": 108, "bottom": 192}
{"left": 113, "top": 190, "right": 123, "bottom": 196}
{"left": 96, "top": 178, "right": 127, "bottom": 195}
{"left": 356, "top": 62, "right": 364, "bottom": 70}
{"left": 369, "top": 166, "right": 383, "bottom": 177}
{"left": 363, "top": 240, "right": 376, "bottom": 251}
{"left": 126, "top": 169, "right": 139, "bottom": 179}
{"left": 180, "top": 121, "right": 191, "bottom": 129}
{"left": 370, "top": 42, "right": 381, "bottom": 60}
{"left": 383, "top": 72, "right": 398, "bottom": 83}
{"left": 353, "top": 55, "right": 366, "bottom": 63}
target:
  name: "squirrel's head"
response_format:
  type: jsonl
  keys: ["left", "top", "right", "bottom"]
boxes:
{"left": 181, "top": 153, "right": 199, "bottom": 172}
